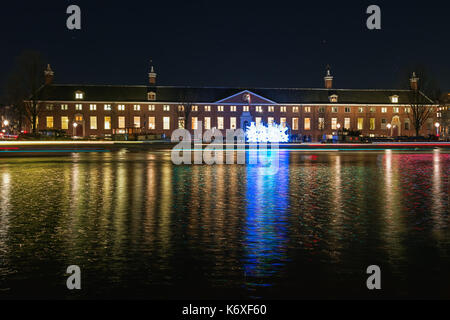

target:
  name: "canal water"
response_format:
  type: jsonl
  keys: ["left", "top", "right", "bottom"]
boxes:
{"left": 0, "top": 150, "right": 449, "bottom": 299}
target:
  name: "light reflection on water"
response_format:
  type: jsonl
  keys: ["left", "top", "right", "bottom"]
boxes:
{"left": 0, "top": 150, "right": 449, "bottom": 299}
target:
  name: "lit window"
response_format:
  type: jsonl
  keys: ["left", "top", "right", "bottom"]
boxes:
{"left": 230, "top": 106, "right": 237, "bottom": 112}
{"left": 332, "top": 107, "right": 338, "bottom": 113}
{"left": 318, "top": 118, "right": 325, "bottom": 130}
{"left": 204, "top": 117, "right": 211, "bottom": 130}
{"left": 46, "top": 116, "right": 54, "bottom": 128}
{"left": 370, "top": 118, "right": 376, "bottom": 130}
{"left": 163, "top": 105, "right": 170, "bottom": 111}
{"left": 267, "top": 117, "right": 274, "bottom": 125}
{"left": 178, "top": 105, "right": 185, "bottom": 111}
{"left": 90, "top": 116, "right": 97, "bottom": 129}
{"left": 46, "top": 104, "right": 53, "bottom": 110}
{"left": 331, "top": 118, "right": 337, "bottom": 130}
{"left": 243, "top": 106, "right": 249, "bottom": 112}
{"left": 255, "top": 117, "right": 262, "bottom": 125}
{"left": 148, "top": 117, "right": 155, "bottom": 129}
{"left": 75, "top": 91, "right": 84, "bottom": 99}
{"left": 230, "top": 117, "right": 236, "bottom": 129}
{"left": 134, "top": 116, "right": 140, "bottom": 128}
{"left": 404, "top": 107, "right": 410, "bottom": 113}
{"left": 256, "top": 106, "right": 263, "bottom": 113}
{"left": 75, "top": 115, "right": 83, "bottom": 122}
{"left": 304, "top": 118, "right": 311, "bottom": 130}
{"left": 304, "top": 107, "right": 311, "bottom": 113}
{"left": 104, "top": 104, "right": 111, "bottom": 111}
{"left": 217, "top": 117, "right": 224, "bottom": 129}
{"left": 292, "top": 106, "right": 299, "bottom": 113}
{"left": 90, "top": 104, "right": 97, "bottom": 111}
{"left": 358, "top": 107, "right": 364, "bottom": 113}
{"left": 61, "top": 116, "right": 69, "bottom": 130}
{"left": 357, "top": 118, "right": 364, "bottom": 130}
{"left": 344, "top": 118, "right": 351, "bottom": 129}
{"left": 329, "top": 95, "right": 338, "bottom": 103}
{"left": 204, "top": 105, "right": 211, "bottom": 112}
{"left": 268, "top": 106, "right": 275, "bottom": 113}
{"left": 75, "top": 104, "right": 82, "bottom": 111}
{"left": 370, "top": 107, "right": 375, "bottom": 113}
{"left": 118, "top": 105, "right": 125, "bottom": 111}
{"left": 61, "top": 104, "right": 68, "bottom": 111}
{"left": 149, "top": 105, "right": 155, "bottom": 111}
{"left": 118, "top": 116, "right": 125, "bottom": 129}
{"left": 163, "top": 117, "right": 170, "bottom": 130}
{"left": 191, "top": 117, "right": 198, "bottom": 130}
{"left": 192, "top": 105, "right": 198, "bottom": 112}
{"left": 280, "top": 106, "right": 287, "bottom": 113}
{"left": 178, "top": 118, "right": 185, "bottom": 129}
{"left": 217, "top": 105, "right": 224, "bottom": 112}
{"left": 280, "top": 117, "right": 287, "bottom": 127}
{"left": 292, "top": 118, "right": 299, "bottom": 130}
{"left": 381, "top": 107, "right": 387, "bottom": 113}
{"left": 147, "top": 92, "right": 156, "bottom": 101}
{"left": 104, "top": 116, "right": 111, "bottom": 130}
{"left": 134, "top": 105, "right": 141, "bottom": 111}
{"left": 390, "top": 95, "right": 399, "bottom": 103}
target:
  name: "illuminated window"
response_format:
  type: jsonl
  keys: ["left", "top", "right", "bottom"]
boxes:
{"left": 191, "top": 117, "right": 198, "bottom": 130}
{"left": 118, "top": 116, "right": 125, "bottom": 129}
{"left": 370, "top": 107, "right": 376, "bottom": 113}
{"left": 133, "top": 116, "right": 140, "bottom": 128}
{"left": 90, "top": 104, "right": 97, "bottom": 111}
{"left": 163, "top": 117, "right": 170, "bottom": 130}
{"left": 304, "top": 107, "right": 311, "bottom": 113}
{"left": 332, "top": 107, "right": 338, "bottom": 113}
{"left": 370, "top": 118, "right": 375, "bottom": 130}
{"left": 147, "top": 92, "right": 156, "bottom": 101}
{"left": 148, "top": 117, "right": 155, "bottom": 129}
{"left": 46, "top": 104, "right": 53, "bottom": 111}
{"left": 178, "top": 105, "right": 184, "bottom": 111}
{"left": 404, "top": 107, "right": 410, "bottom": 113}
{"left": 61, "top": 104, "right": 68, "bottom": 111}
{"left": 280, "top": 106, "right": 287, "bottom": 113}
{"left": 390, "top": 95, "right": 399, "bottom": 103}
{"left": 280, "top": 117, "right": 287, "bottom": 127}
{"left": 192, "top": 105, "right": 198, "bottom": 112}
{"left": 329, "top": 95, "right": 338, "bottom": 102}
{"left": 358, "top": 107, "right": 364, "bottom": 113}
{"left": 90, "top": 116, "right": 97, "bottom": 129}
{"left": 134, "top": 105, "right": 141, "bottom": 111}
{"left": 178, "top": 118, "right": 185, "bottom": 129}
{"left": 304, "top": 118, "right": 311, "bottom": 130}
{"left": 46, "top": 116, "right": 54, "bottom": 128}
{"left": 118, "top": 105, "right": 125, "bottom": 111}
{"left": 393, "top": 107, "right": 399, "bottom": 113}
{"left": 217, "top": 117, "right": 224, "bottom": 129}
{"left": 204, "top": 105, "right": 211, "bottom": 112}
{"left": 230, "top": 106, "right": 236, "bottom": 112}
{"left": 256, "top": 106, "right": 263, "bottom": 113}
{"left": 163, "top": 105, "right": 170, "bottom": 111}
{"left": 344, "top": 118, "right": 351, "bottom": 129}
{"left": 381, "top": 107, "right": 387, "bottom": 113}
{"left": 267, "top": 117, "right": 274, "bottom": 125}
{"left": 75, "top": 91, "right": 84, "bottom": 99}
{"left": 357, "top": 118, "right": 364, "bottom": 130}
{"left": 331, "top": 118, "right": 338, "bottom": 130}
{"left": 318, "top": 118, "right": 325, "bottom": 130}
{"left": 217, "top": 105, "right": 224, "bottom": 112}
{"left": 230, "top": 117, "right": 236, "bottom": 129}
{"left": 148, "top": 105, "right": 155, "bottom": 111}
{"left": 104, "top": 104, "right": 111, "bottom": 111}
{"left": 292, "top": 106, "right": 299, "bottom": 113}
{"left": 104, "top": 116, "right": 111, "bottom": 130}
{"left": 204, "top": 117, "right": 211, "bottom": 130}
{"left": 255, "top": 117, "right": 262, "bottom": 125}
{"left": 243, "top": 106, "right": 249, "bottom": 112}
{"left": 268, "top": 106, "right": 275, "bottom": 113}
{"left": 61, "top": 116, "right": 69, "bottom": 130}
{"left": 75, "top": 104, "right": 82, "bottom": 111}
{"left": 75, "top": 115, "right": 83, "bottom": 122}
{"left": 292, "top": 118, "right": 298, "bottom": 130}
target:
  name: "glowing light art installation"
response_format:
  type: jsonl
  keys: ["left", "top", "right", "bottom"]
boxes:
{"left": 246, "top": 122, "right": 289, "bottom": 143}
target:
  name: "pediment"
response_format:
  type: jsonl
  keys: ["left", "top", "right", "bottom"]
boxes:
{"left": 215, "top": 90, "right": 277, "bottom": 104}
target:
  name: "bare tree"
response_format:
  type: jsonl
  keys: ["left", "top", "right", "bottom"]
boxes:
{"left": 6, "top": 51, "right": 47, "bottom": 134}
{"left": 178, "top": 88, "right": 198, "bottom": 130}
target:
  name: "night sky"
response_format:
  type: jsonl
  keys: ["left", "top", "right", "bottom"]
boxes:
{"left": 1, "top": 0, "right": 449, "bottom": 92}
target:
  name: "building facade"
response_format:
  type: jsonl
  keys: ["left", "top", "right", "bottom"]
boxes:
{"left": 33, "top": 65, "right": 439, "bottom": 141}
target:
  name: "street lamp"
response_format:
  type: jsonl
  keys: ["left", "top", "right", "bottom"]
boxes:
{"left": 73, "top": 123, "right": 78, "bottom": 128}
{"left": 3, "top": 120, "right": 9, "bottom": 127}
{"left": 387, "top": 123, "right": 392, "bottom": 137}
{"left": 435, "top": 122, "right": 440, "bottom": 137}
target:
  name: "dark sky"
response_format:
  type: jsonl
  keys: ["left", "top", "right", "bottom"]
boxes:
{"left": 1, "top": 0, "right": 449, "bottom": 91}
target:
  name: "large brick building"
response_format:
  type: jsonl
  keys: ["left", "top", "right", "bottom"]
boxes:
{"left": 34, "top": 64, "right": 438, "bottom": 141}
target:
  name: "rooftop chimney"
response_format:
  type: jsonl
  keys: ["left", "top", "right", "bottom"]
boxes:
{"left": 148, "top": 61, "right": 157, "bottom": 85}
{"left": 410, "top": 72, "right": 419, "bottom": 91}
{"left": 324, "top": 67, "right": 333, "bottom": 89}
{"left": 44, "top": 64, "right": 54, "bottom": 85}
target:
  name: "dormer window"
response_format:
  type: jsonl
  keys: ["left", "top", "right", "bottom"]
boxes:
{"left": 390, "top": 95, "right": 399, "bottom": 103}
{"left": 75, "top": 91, "right": 84, "bottom": 100}
{"left": 329, "top": 94, "right": 338, "bottom": 103}
{"left": 147, "top": 92, "right": 156, "bottom": 101}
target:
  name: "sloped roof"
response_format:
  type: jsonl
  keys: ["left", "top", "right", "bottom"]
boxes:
{"left": 36, "top": 84, "right": 432, "bottom": 105}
